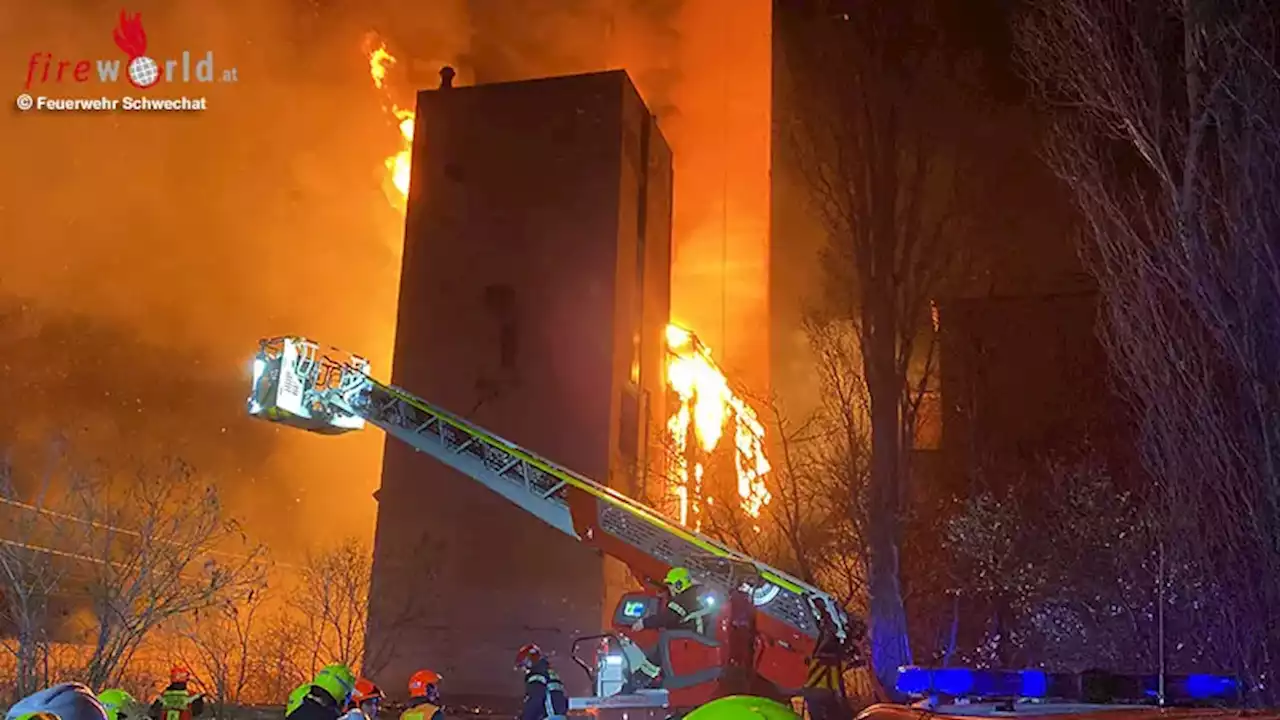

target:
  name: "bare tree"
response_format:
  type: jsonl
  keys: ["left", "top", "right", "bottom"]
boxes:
{"left": 289, "top": 535, "right": 434, "bottom": 678}
{"left": 70, "top": 460, "right": 267, "bottom": 688}
{"left": 1018, "top": 0, "right": 1280, "bottom": 692}
{"left": 290, "top": 537, "right": 371, "bottom": 675}
{"left": 778, "top": 0, "right": 986, "bottom": 687}
{"left": 176, "top": 580, "right": 270, "bottom": 714}
{"left": 0, "top": 456, "right": 67, "bottom": 699}
{"left": 251, "top": 608, "right": 310, "bottom": 704}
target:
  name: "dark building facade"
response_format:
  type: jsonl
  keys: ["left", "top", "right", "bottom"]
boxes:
{"left": 937, "top": 291, "right": 1133, "bottom": 491}
{"left": 366, "top": 70, "right": 672, "bottom": 700}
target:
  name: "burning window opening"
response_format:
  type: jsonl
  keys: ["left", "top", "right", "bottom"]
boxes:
{"left": 664, "top": 324, "right": 771, "bottom": 531}
{"left": 367, "top": 39, "right": 414, "bottom": 207}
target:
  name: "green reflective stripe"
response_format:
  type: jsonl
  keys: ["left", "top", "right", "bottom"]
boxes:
{"left": 386, "top": 388, "right": 809, "bottom": 597}
{"left": 528, "top": 674, "right": 547, "bottom": 683}
{"left": 685, "top": 604, "right": 713, "bottom": 634}
{"left": 670, "top": 604, "right": 687, "bottom": 617}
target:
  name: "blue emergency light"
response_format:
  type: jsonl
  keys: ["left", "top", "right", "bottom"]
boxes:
{"left": 896, "top": 668, "right": 1048, "bottom": 699}
{"left": 895, "top": 666, "right": 1239, "bottom": 705}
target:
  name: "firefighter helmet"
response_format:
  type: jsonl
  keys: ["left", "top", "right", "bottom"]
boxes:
{"left": 351, "top": 679, "right": 384, "bottom": 706}
{"left": 313, "top": 664, "right": 357, "bottom": 704}
{"left": 169, "top": 667, "right": 191, "bottom": 684}
{"left": 682, "top": 696, "right": 800, "bottom": 720}
{"left": 664, "top": 566, "right": 693, "bottom": 594}
{"left": 5, "top": 683, "right": 109, "bottom": 720}
{"left": 408, "top": 670, "right": 441, "bottom": 699}
{"left": 96, "top": 690, "right": 135, "bottom": 720}
{"left": 515, "top": 643, "right": 543, "bottom": 669}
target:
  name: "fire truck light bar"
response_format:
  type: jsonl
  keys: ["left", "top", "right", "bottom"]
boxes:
{"left": 895, "top": 667, "right": 1239, "bottom": 704}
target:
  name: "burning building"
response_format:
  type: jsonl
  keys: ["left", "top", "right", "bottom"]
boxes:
{"left": 365, "top": 70, "right": 673, "bottom": 697}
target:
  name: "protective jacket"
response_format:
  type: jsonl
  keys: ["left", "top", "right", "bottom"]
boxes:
{"left": 640, "top": 584, "right": 713, "bottom": 634}
{"left": 521, "top": 659, "right": 568, "bottom": 720}
{"left": 804, "top": 621, "right": 851, "bottom": 692}
{"left": 285, "top": 685, "right": 343, "bottom": 720}
{"left": 398, "top": 697, "right": 443, "bottom": 720}
{"left": 148, "top": 685, "right": 203, "bottom": 720}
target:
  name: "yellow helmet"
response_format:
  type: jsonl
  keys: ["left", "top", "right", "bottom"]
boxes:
{"left": 313, "top": 664, "right": 356, "bottom": 704}
{"left": 664, "top": 566, "right": 693, "bottom": 594}
{"left": 96, "top": 690, "right": 136, "bottom": 720}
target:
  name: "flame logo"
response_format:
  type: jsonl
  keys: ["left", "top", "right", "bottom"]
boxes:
{"left": 112, "top": 10, "right": 147, "bottom": 59}
{"left": 111, "top": 10, "right": 158, "bottom": 89}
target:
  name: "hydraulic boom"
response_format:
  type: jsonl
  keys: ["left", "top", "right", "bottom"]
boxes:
{"left": 247, "top": 335, "right": 850, "bottom": 659}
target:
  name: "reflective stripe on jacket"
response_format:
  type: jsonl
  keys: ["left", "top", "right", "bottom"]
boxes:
{"left": 158, "top": 690, "right": 193, "bottom": 720}
{"left": 641, "top": 585, "right": 714, "bottom": 635}
{"left": 523, "top": 660, "right": 568, "bottom": 720}
{"left": 399, "top": 701, "right": 442, "bottom": 720}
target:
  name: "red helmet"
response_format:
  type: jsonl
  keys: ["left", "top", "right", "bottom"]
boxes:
{"left": 408, "top": 669, "right": 441, "bottom": 699}
{"left": 351, "top": 679, "right": 383, "bottom": 705}
{"left": 515, "top": 643, "right": 543, "bottom": 669}
{"left": 170, "top": 666, "right": 191, "bottom": 684}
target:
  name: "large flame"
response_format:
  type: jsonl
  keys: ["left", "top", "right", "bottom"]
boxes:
{"left": 367, "top": 41, "right": 415, "bottom": 206}
{"left": 665, "top": 324, "right": 771, "bottom": 529}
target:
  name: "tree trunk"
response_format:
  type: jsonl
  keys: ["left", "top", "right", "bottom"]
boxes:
{"left": 865, "top": 309, "right": 912, "bottom": 693}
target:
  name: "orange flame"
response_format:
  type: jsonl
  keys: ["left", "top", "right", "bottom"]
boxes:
{"left": 367, "top": 40, "right": 414, "bottom": 207}
{"left": 665, "top": 324, "right": 771, "bottom": 529}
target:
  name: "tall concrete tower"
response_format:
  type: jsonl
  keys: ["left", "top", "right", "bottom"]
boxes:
{"left": 366, "top": 70, "right": 673, "bottom": 701}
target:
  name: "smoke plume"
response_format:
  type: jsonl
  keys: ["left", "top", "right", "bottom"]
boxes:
{"left": 0, "top": 0, "right": 771, "bottom": 556}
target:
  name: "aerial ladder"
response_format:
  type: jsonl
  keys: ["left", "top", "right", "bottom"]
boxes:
{"left": 247, "top": 336, "right": 856, "bottom": 718}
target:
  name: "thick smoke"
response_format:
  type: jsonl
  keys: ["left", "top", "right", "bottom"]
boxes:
{"left": 0, "top": 0, "right": 410, "bottom": 554}
{"left": 0, "top": 0, "right": 770, "bottom": 555}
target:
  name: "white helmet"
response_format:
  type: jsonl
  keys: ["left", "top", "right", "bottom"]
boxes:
{"left": 5, "top": 683, "right": 109, "bottom": 720}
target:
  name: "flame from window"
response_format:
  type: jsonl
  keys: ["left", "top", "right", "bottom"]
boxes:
{"left": 366, "top": 39, "right": 414, "bottom": 208}
{"left": 665, "top": 324, "right": 771, "bottom": 530}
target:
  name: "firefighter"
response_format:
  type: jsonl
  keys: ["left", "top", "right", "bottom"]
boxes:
{"left": 630, "top": 567, "right": 713, "bottom": 635}
{"left": 400, "top": 670, "right": 444, "bottom": 720}
{"left": 5, "top": 683, "right": 109, "bottom": 720}
{"left": 148, "top": 667, "right": 205, "bottom": 720}
{"left": 97, "top": 690, "right": 138, "bottom": 720}
{"left": 340, "top": 679, "right": 384, "bottom": 720}
{"left": 514, "top": 644, "right": 567, "bottom": 720}
{"left": 682, "top": 696, "right": 800, "bottom": 720}
{"left": 286, "top": 665, "right": 358, "bottom": 720}
{"left": 802, "top": 605, "right": 861, "bottom": 720}
{"left": 625, "top": 566, "right": 714, "bottom": 690}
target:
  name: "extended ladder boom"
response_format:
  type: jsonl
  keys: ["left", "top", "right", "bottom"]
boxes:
{"left": 248, "top": 336, "right": 848, "bottom": 641}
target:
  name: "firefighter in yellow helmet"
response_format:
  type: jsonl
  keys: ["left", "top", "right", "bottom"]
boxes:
{"left": 97, "top": 690, "right": 138, "bottom": 720}
{"left": 400, "top": 670, "right": 443, "bottom": 720}
{"left": 630, "top": 567, "right": 713, "bottom": 635}
{"left": 5, "top": 683, "right": 109, "bottom": 720}
{"left": 148, "top": 667, "right": 205, "bottom": 720}
{"left": 625, "top": 566, "right": 715, "bottom": 690}
{"left": 286, "top": 665, "right": 357, "bottom": 720}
